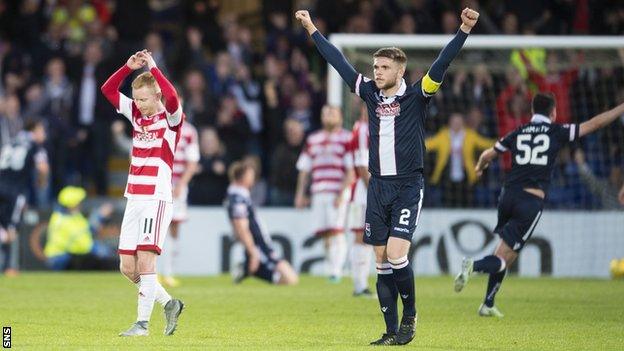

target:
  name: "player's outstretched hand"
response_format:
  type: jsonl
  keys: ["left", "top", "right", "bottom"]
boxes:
{"left": 295, "top": 10, "right": 317, "bottom": 35}
{"left": 460, "top": 7, "right": 479, "bottom": 31}
{"left": 137, "top": 50, "right": 157, "bottom": 70}
{"left": 126, "top": 52, "right": 145, "bottom": 70}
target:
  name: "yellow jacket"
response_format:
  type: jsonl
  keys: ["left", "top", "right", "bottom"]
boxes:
{"left": 44, "top": 210, "right": 94, "bottom": 257}
{"left": 425, "top": 128, "right": 494, "bottom": 185}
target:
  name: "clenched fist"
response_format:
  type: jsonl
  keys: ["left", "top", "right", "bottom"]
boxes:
{"left": 460, "top": 7, "right": 479, "bottom": 32}
{"left": 295, "top": 10, "right": 318, "bottom": 35}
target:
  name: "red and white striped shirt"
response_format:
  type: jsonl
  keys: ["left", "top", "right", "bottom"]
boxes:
{"left": 101, "top": 65, "right": 183, "bottom": 202}
{"left": 296, "top": 129, "right": 353, "bottom": 194}
{"left": 172, "top": 121, "right": 200, "bottom": 186}
{"left": 351, "top": 120, "right": 369, "bottom": 169}
{"left": 350, "top": 119, "right": 369, "bottom": 203}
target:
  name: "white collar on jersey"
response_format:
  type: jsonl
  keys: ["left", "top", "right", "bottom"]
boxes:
{"left": 531, "top": 114, "right": 552, "bottom": 124}
{"left": 380, "top": 78, "right": 407, "bottom": 98}
{"left": 227, "top": 184, "right": 251, "bottom": 199}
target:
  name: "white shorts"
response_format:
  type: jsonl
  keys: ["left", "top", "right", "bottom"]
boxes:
{"left": 118, "top": 199, "right": 173, "bottom": 255}
{"left": 348, "top": 179, "right": 367, "bottom": 231}
{"left": 311, "top": 191, "right": 349, "bottom": 235}
{"left": 172, "top": 186, "right": 189, "bottom": 223}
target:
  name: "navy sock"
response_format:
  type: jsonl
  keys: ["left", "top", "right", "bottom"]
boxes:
{"left": 484, "top": 269, "right": 506, "bottom": 307}
{"left": 375, "top": 264, "right": 398, "bottom": 334}
{"left": 1, "top": 243, "right": 11, "bottom": 271}
{"left": 390, "top": 257, "right": 416, "bottom": 318}
{"left": 473, "top": 255, "right": 504, "bottom": 274}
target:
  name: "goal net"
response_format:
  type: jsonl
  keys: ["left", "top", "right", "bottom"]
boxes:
{"left": 329, "top": 35, "right": 624, "bottom": 276}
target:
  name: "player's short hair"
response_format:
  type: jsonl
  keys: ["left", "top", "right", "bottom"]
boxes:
{"left": 373, "top": 47, "right": 408, "bottom": 65}
{"left": 24, "top": 118, "right": 43, "bottom": 132}
{"left": 228, "top": 161, "right": 254, "bottom": 182}
{"left": 532, "top": 92, "right": 556, "bottom": 117}
{"left": 132, "top": 72, "right": 160, "bottom": 93}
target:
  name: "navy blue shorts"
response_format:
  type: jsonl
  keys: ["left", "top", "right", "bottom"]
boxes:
{"left": 494, "top": 187, "right": 544, "bottom": 252}
{"left": 363, "top": 174, "right": 424, "bottom": 246}
{"left": 244, "top": 241, "right": 280, "bottom": 283}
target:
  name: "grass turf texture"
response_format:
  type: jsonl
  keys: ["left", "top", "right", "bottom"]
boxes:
{"left": 1, "top": 273, "right": 623, "bottom": 350}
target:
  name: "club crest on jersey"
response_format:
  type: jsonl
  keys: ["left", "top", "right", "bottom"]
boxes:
{"left": 376, "top": 101, "right": 401, "bottom": 118}
{"left": 135, "top": 127, "right": 157, "bottom": 142}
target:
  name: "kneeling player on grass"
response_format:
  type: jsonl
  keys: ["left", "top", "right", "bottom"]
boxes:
{"left": 454, "top": 92, "right": 624, "bottom": 317}
{"left": 226, "top": 161, "right": 299, "bottom": 285}
{"left": 101, "top": 50, "right": 184, "bottom": 336}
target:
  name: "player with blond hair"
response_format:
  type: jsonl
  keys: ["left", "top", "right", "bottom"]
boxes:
{"left": 101, "top": 50, "right": 184, "bottom": 336}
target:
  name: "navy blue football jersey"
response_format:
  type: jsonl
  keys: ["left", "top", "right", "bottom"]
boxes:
{"left": 0, "top": 132, "right": 46, "bottom": 194}
{"left": 225, "top": 185, "right": 274, "bottom": 253}
{"left": 355, "top": 75, "right": 432, "bottom": 178}
{"left": 494, "top": 114, "right": 579, "bottom": 192}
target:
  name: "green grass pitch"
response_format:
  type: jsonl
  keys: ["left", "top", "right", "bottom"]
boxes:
{"left": 1, "top": 273, "right": 623, "bottom": 350}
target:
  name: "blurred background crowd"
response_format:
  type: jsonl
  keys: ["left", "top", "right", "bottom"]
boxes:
{"left": 1, "top": 0, "right": 623, "bottom": 212}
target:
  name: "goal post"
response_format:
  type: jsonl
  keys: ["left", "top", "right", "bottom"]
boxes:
{"left": 327, "top": 34, "right": 624, "bottom": 106}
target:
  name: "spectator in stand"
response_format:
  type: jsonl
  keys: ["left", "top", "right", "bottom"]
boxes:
{"left": 189, "top": 127, "right": 228, "bottom": 205}
{"left": 144, "top": 31, "right": 170, "bottom": 76}
{"left": 182, "top": 68, "right": 215, "bottom": 126}
{"left": 426, "top": 113, "right": 494, "bottom": 207}
{"left": 521, "top": 51, "right": 581, "bottom": 124}
{"left": 270, "top": 118, "right": 305, "bottom": 206}
{"left": 231, "top": 64, "right": 263, "bottom": 155}
{"left": 0, "top": 94, "right": 23, "bottom": 146}
{"left": 216, "top": 95, "right": 251, "bottom": 161}
{"left": 70, "top": 40, "right": 114, "bottom": 195}
{"left": 574, "top": 149, "right": 623, "bottom": 209}
{"left": 287, "top": 90, "right": 314, "bottom": 133}
{"left": 496, "top": 67, "right": 532, "bottom": 137}
{"left": 41, "top": 57, "right": 75, "bottom": 194}
{"left": 209, "top": 51, "right": 235, "bottom": 98}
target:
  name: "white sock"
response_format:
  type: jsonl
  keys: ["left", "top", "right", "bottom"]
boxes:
{"left": 162, "top": 235, "right": 178, "bottom": 277}
{"left": 328, "top": 234, "right": 347, "bottom": 278}
{"left": 351, "top": 243, "right": 372, "bottom": 292}
{"left": 135, "top": 278, "right": 171, "bottom": 307}
{"left": 137, "top": 273, "right": 157, "bottom": 322}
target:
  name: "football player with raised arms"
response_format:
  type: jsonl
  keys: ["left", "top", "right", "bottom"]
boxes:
{"left": 296, "top": 7, "right": 479, "bottom": 345}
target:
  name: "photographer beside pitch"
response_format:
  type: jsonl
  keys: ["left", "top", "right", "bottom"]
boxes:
{"left": 296, "top": 7, "right": 479, "bottom": 346}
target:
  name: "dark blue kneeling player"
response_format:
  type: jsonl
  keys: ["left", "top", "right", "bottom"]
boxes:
{"left": 225, "top": 161, "right": 299, "bottom": 285}
{"left": 454, "top": 92, "right": 624, "bottom": 317}
{"left": 296, "top": 7, "right": 479, "bottom": 346}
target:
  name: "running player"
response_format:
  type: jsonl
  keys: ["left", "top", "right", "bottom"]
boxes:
{"left": 454, "top": 93, "right": 624, "bottom": 317}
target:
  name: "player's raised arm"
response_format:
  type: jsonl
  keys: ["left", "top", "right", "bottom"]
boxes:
{"left": 578, "top": 102, "right": 624, "bottom": 137}
{"left": 423, "top": 8, "right": 478, "bottom": 96}
{"left": 138, "top": 51, "right": 183, "bottom": 126}
{"left": 100, "top": 52, "right": 145, "bottom": 109}
{"left": 295, "top": 10, "right": 358, "bottom": 91}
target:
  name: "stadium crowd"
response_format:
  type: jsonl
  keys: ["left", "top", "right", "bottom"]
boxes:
{"left": 0, "top": 0, "right": 623, "bottom": 211}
